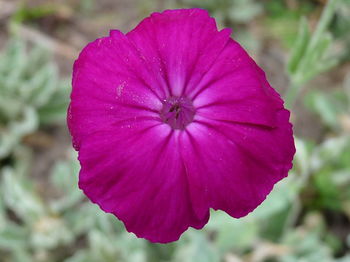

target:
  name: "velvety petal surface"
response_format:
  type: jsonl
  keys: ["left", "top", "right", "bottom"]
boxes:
{"left": 127, "top": 9, "right": 231, "bottom": 97}
{"left": 181, "top": 109, "right": 295, "bottom": 219}
{"left": 69, "top": 30, "right": 163, "bottom": 150}
{"left": 191, "top": 39, "right": 283, "bottom": 127}
{"left": 68, "top": 8, "right": 295, "bottom": 243}
{"left": 78, "top": 122, "right": 209, "bottom": 243}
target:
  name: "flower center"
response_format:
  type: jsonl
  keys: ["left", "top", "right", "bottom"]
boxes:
{"left": 160, "top": 96, "right": 195, "bottom": 130}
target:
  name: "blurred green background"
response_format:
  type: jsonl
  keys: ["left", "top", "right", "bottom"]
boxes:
{"left": 0, "top": 0, "right": 350, "bottom": 261}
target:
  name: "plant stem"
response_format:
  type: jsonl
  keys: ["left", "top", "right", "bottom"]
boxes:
{"left": 284, "top": 80, "right": 301, "bottom": 109}
{"left": 308, "top": 0, "right": 339, "bottom": 51}
{"left": 284, "top": 0, "right": 339, "bottom": 109}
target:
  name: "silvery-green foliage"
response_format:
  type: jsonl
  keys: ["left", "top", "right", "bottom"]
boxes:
{"left": 280, "top": 222, "right": 334, "bottom": 262}
{"left": 173, "top": 231, "right": 220, "bottom": 262}
{"left": 0, "top": 149, "right": 74, "bottom": 261}
{"left": 333, "top": 0, "right": 350, "bottom": 50}
{"left": 2, "top": 141, "right": 347, "bottom": 262}
{"left": 306, "top": 73, "right": 350, "bottom": 131}
{"left": 1, "top": 143, "right": 349, "bottom": 261}
{"left": 302, "top": 75, "right": 350, "bottom": 211}
{"left": 0, "top": 38, "right": 69, "bottom": 159}
{"left": 206, "top": 211, "right": 258, "bottom": 254}
{"left": 298, "top": 73, "right": 350, "bottom": 190}
{"left": 0, "top": 150, "right": 150, "bottom": 262}
{"left": 181, "top": 0, "right": 262, "bottom": 25}
{"left": 336, "top": 254, "right": 350, "bottom": 262}
{"left": 0, "top": 148, "right": 303, "bottom": 261}
{"left": 285, "top": 0, "right": 341, "bottom": 108}
{"left": 287, "top": 0, "right": 340, "bottom": 85}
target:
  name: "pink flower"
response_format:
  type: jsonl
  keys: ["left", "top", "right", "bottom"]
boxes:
{"left": 68, "top": 8, "right": 295, "bottom": 243}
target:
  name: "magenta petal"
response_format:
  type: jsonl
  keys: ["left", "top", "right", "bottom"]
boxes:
{"left": 68, "top": 31, "right": 163, "bottom": 150}
{"left": 78, "top": 123, "right": 209, "bottom": 243}
{"left": 191, "top": 39, "right": 283, "bottom": 127}
{"left": 182, "top": 109, "right": 295, "bottom": 218}
{"left": 68, "top": 8, "right": 295, "bottom": 243}
{"left": 127, "top": 9, "right": 231, "bottom": 97}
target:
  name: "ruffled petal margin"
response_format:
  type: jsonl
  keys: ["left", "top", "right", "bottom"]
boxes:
{"left": 68, "top": 8, "right": 295, "bottom": 243}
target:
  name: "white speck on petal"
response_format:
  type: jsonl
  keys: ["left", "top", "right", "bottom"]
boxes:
{"left": 116, "top": 82, "right": 126, "bottom": 97}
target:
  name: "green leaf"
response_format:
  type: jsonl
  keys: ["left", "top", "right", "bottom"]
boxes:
{"left": 207, "top": 212, "right": 258, "bottom": 252}
{"left": 287, "top": 17, "right": 310, "bottom": 75}
{"left": 174, "top": 231, "right": 220, "bottom": 262}
{"left": 253, "top": 176, "right": 298, "bottom": 220}
{"left": 38, "top": 81, "right": 69, "bottom": 125}
{"left": 30, "top": 216, "right": 74, "bottom": 249}
{"left": 1, "top": 167, "right": 46, "bottom": 224}
{"left": 0, "top": 223, "right": 29, "bottom": 249}
{"left": 50, "top": 151, "right": 82, "bottom": 212}
{"left": 305, "top": 91, "right": 340, "bottom": 129}
{"left": 310, "top": 136, "right": 350, "bottom": 172}
{"left": 0, "top": 38, "right": 67, "bottom": 158}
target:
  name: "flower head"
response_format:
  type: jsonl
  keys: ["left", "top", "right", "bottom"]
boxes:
{"left": 68, "top": 8, "right": 295, "bottom": 243}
